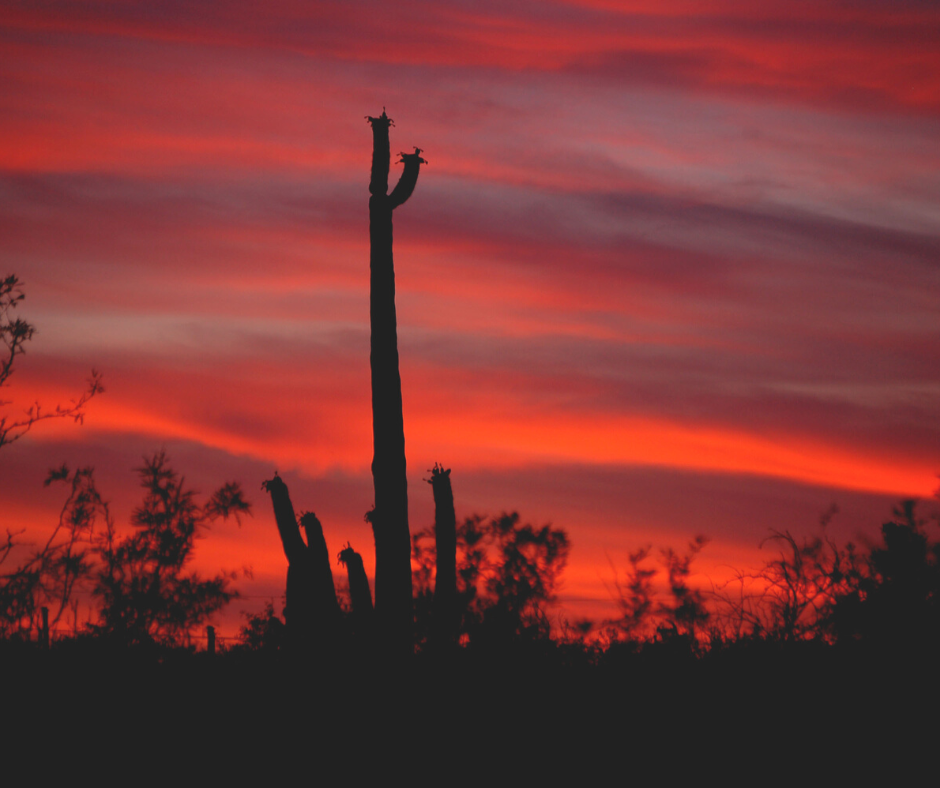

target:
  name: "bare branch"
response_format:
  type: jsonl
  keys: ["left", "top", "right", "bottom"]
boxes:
{"left": 0, "top": 274, "right": 104, "bottom": 451}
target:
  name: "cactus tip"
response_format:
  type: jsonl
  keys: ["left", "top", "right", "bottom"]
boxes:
{"left": 367, "top": 108, "right": 394, "bottom": 127}
{"left": 398, "top": 147, "right": 427, "bottom": 165}
{"left": 299, "top": 511, "right": 321, "bottom": 530}
{"left": 338, "top": 541, "right": 354, "bottom": 565}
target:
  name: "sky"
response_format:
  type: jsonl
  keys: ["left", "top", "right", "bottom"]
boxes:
{"left": 2, "top": 0, "right": 939, "bottom": 640}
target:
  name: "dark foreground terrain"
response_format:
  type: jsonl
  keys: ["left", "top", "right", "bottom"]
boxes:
{"left": 3, "top": 635, "right": 934, "bottom": 777}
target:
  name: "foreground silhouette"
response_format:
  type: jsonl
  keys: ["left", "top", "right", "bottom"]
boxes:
{"left": 0, "top": 274, "right": 102, "bottom": 451}
{"left": 262, "top": 473, "right": 340, "bottom": 652}
{"left": 94, "top": 453, "right": 250, "bottom": 645}
{"left": 257, "top": 111, "right": 426, "bottom": 660}
{"left": 4, "top": 470, "right": 939, "bottom": 769}
{"left": 428, "top": 464, "right": 458, "bottom": 647}
{"left": 367, "top": 110, "right": 425, "bottom": 659}
{"left": 1, "top": 452, "right": 249, "bottom": 645}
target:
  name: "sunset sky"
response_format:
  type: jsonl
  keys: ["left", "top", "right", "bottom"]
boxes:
{"left": 2, "top": 0, "right": 938, "bottom": 639}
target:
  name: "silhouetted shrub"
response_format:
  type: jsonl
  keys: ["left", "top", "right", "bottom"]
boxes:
{"left": 827, "top": 499, "right": 940, "bottom": 652}
{"left": 1, "top": 466, "right": 109, "bottom": 639}
{"left": 238, "top": 602, "right": 287, "bottom": 653}
{"left": 92, "top": 451, "right": 250, "bottom": 645}
{"left": 413, "top": 511, "right": 570, "bottom": 649}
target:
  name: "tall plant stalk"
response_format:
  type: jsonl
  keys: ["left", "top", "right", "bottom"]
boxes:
{"left": 366, "top": 110, "right": 425, "bottom": 657}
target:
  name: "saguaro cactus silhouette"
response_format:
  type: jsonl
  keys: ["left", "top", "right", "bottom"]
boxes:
{"left": 263, "top": 474, "right": 340, "bottom": 649}
{"left": 338, "top": 543, "right": 374, "bottom": 639}
{"left": 367, "top": 110, "right": 425, "bottom": 656}
{"left": 429, "top": 464, "right": 458, "bottom": 646}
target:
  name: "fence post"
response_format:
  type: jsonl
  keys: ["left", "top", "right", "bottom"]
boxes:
{"left": 206, "top": 625, "right": 216, "bottom": 655}
{"left": 40, "top": 607, "right": 50, "bottom": 649}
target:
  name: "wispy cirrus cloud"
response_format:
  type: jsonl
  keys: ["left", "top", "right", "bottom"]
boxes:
{"left": 5, "top": 0, "right": 939, "bottom": 113}
{"left": 2, "top": 1, "right": 939, "bottom": 633}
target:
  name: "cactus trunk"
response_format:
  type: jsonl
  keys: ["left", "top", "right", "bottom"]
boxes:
{"left": 366, "top": 110, "right": 424, "bottom": 658}
{"left": 299, "top": 512, "right": 341, "bottom": 631}
{"left": 429, "top": 464, "right": 458, "bottom": 646}
{"left": 339, "top": 544, "right": 374, "bottom": 643}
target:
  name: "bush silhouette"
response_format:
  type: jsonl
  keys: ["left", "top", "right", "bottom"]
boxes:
{"left": 414, "top": 504, "right": 570, "bottom": 650}
{"left": 827, "top": 499, "right": 940, "bottom": 651}
{"left": 1, "top": 465, "right": 109, "bottom": 640}
{"left": 93, "top": 451, "right": 250, "bottom": 646}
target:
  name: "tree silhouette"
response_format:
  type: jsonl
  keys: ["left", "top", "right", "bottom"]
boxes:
{"left": 659, "top": 535, "right": 710, "bottom": 640}
{"left": 711, "top": 506, "right": 859, "bottom": 642}
{"left": 0, "top": 274, "right": 102, "bottom": 451}
{"left": 366, "top": 111, "right": 425, "bottom": 657}
{"left": 0, "top": 275, "right": 103, "bottom": 641}
{"left": 93, "top": 451, "right": 251, "bottom": 645}
{"left": 0, "top": 465, "right": 108, "bottom": 639}
{"left": 607, "top": 535, "right": 710, "bottom": 647}
{"left": 238, "top": 601, "right": 287, "bottom": 653}
{"left": 479, "top": 513, "right": 570, "bottom": 642}
{"left": 609, "top": 546, "right": 656, "bottom": 641}
{"left": 413, "top": 507, "right": 570, "bottom": 648}
{"left": 827, "top": 499, "right": 940, "bottom": 650}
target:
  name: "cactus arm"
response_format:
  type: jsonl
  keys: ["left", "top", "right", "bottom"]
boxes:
{"left": 263, "top": 474, "right": 307, "bottom": 566}
{"left": 388, "top": 149, "right": 426, "bottom": 209}
{"left": 300, "top": 511, "right": 341, "bottom": 620}
{"left": 263, "top": 474, "right": 314, "bottom": 644}
{"left": 339, "top": 544, "right": 374, "bottom": 617}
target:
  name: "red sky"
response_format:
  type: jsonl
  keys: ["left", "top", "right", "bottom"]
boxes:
{"left": 2, "top": 0, "right": 938, "bottom": 640}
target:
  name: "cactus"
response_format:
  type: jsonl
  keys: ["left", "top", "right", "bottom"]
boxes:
{"left": 262, "top": 113, "right": 425, "bottom": 657}
{"left": 366, "top": 110, "right": 425, "bottom": 657}
{"left": 299, "top": 511, "right": 341, "bottom": 629}
{"left": 428, "top": 464, "right": 458, "bottom": 646}
{"left": 338, "top": 543, "right": 374, "bottom": 636}
{"left": 263, "top": 474, "right": 340, "bottom": 649}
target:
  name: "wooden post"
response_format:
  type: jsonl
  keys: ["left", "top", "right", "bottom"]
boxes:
{"left": 40, "top": 606, "right": 50, "bottom": 649}
{"left": 206, "top": 625, "right": 216, "bottom": 655}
